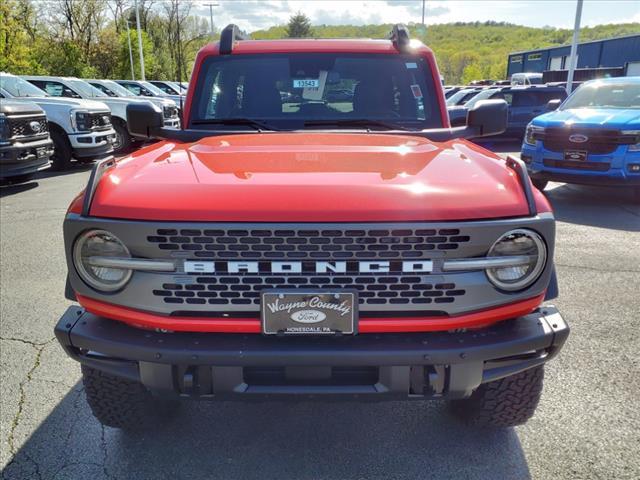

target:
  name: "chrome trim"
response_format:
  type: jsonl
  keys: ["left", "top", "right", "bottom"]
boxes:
{"left": 87, "top": 256, "right": 176, "bottom": 272}
{"left": 442, "top": 255, "right": 533, "bottom": 272}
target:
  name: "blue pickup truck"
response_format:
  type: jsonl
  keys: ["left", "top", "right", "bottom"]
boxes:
{"left": 521, "top": 77, "right": 640, "bottom": 193}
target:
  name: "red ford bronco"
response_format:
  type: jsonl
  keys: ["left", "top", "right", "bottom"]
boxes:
{"left": 55, "top": 25, "right": 568, "bottom": 430}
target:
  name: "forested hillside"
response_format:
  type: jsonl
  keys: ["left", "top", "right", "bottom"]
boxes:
{"left": 253, "top": 22, "right": 640, "bottom": 83}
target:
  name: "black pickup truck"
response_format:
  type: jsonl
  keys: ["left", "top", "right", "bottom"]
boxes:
{"left": 0, "top": 99, "right": 54, "bottom": 183}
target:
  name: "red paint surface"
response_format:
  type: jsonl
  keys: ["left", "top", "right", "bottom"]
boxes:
{"left": 88, "top": 133, "right": 542, "bottom": 222}
{"left": 76, "top": 293, "right": 544, "bottom": 334}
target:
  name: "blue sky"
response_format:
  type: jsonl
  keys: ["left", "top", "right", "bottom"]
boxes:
{"left": 191, "top": 0, "right": 640, "bottom": 32}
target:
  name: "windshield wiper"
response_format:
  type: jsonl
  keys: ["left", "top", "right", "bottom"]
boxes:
{"left": 303, "top": 119, "right": 413, "bottom": 131}
{"left": 191, "top": 118, "right": 278, "bottom": 131}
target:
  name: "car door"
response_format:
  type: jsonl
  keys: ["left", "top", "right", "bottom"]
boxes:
{"left": 509, "top": 90, "right": 538, "bottom": 132}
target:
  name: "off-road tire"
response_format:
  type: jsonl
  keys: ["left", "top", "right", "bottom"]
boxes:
{"left": 449, "top": 366, "right": 544, "bottom": 428}
{"left": 50, "top": 127, "right": 72, "bottom": 170}
{"left": 532, "top": 179, "right": 548, "bottom": 191}
{"left": 112, "top": 119, "right": 132, "bottom": 153}
{"left": 81, "top": 365, "right": 178, "bottom": 430}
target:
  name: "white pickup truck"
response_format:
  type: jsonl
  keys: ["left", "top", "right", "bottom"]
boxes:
{"left": 22, "top": 76, "right": 171, "bottom": 153}
{"left": 0, "top": 72, "right": 115, "bottom": 170}
{"left": 86, "top": 79, "right": 180, "bottom": 132}
{"left": 114, "top": 79, "right": 184, "bottom": 109}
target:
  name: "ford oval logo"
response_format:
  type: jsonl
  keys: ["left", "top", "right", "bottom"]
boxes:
{"left": 569, "top": 134, "right": 588, "bottom": 143}
{"left": 29, "top": 121, "right": 41, "bottom": 133}
{"left": 290, "top": 310, "right": 327, "bottom": 324}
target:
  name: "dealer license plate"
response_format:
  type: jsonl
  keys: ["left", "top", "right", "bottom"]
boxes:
{"left": 564, "top": 150, "right": 587, "bottom": 162}
{"left": 261, "top": 291, "right": 357, "bottom": 335}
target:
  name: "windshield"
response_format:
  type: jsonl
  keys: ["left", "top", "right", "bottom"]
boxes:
{"left": 67, "top": 79, "right": 107, "bottom": 98}
{"left": 561, "top": 81, "right": 640, "bottom": 110}
{"left": 139, "top": 81, "right": 166, "bottom": 96}
{"left": 190, "top": 53, "right": 442, "bottom": 130}
{"left": 463, "top": 89, "right": 498, "bottom": 108}
{"left": 446, "top": 89, "right": 476, "bottom": 106}
{"left": 0, "top": 75, "right": 48, "bottom": 97}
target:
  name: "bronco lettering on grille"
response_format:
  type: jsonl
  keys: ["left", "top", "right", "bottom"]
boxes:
{"left": 183, "top": 260, "right": 434, "bottom": 274}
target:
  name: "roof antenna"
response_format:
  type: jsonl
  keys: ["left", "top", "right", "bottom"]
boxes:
{"left": 177, "top": 13, "right": 184, "bottom": 130}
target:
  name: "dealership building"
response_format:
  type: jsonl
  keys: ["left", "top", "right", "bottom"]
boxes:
{"left": 507, "top": 34, "right": 640, "bottom": 79}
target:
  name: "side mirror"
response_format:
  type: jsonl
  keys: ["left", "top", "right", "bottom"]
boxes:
{"left": 126, "top": 101, "right": 163, "bottom": 138}
{"left": 546, "top": 99, "right": 562, "bottom": 111}
{"left": 466, "top": 99, "right": 507, "bottom": 137}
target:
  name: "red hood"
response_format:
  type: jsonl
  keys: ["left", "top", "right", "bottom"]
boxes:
{"left": 90, "top": 133, "right": 538, "bottom": 222}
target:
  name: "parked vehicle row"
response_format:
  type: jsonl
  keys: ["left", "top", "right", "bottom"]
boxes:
{"left": 0, "top": 72, "right": 184, "bottom": 179}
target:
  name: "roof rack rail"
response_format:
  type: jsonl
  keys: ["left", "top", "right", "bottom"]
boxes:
{"left": 219, "top": 24, "right": 250, "bottom": 55}
{"left": 389, "top": 24, "right": 411, "bottom": 52}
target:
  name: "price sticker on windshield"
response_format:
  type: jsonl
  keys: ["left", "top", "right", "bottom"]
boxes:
{"left": 293, "top": 79, "right": 320, "bottom": 89}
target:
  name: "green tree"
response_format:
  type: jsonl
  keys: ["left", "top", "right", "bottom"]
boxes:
{"left": 285, "top": 12, "right": 313, "bottom": 38}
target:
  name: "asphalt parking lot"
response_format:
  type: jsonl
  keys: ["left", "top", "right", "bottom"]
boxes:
{"left": 1, "top": 143, "right": 639, "bottom": 480}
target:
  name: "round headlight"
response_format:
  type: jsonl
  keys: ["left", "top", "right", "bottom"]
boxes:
{"left": 73, "top": 230, "right": 132, "bottom": 292}
{"left": 486, "top": 229, "right": 547, "bottom": 291}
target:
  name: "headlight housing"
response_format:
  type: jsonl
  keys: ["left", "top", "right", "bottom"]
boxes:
{"left": 629, "top": 142, "right": 640, "bottom": 152}
{"left": 486, "top": 229, "right": 547, "bottom": 291}
{"left": 73, "top": 230, "right": 132, "bottom": 292}
{"left": 524, "top": 124, "right": 544, "bottom": 146}
{"left": 0, "top": 113, "right": 10, "bottom": 143}
{"left": 623, "top": 130, "right": 640, "bottom": 151}
{"left": 70, "top": 110, "right": 91, "bottom": 132}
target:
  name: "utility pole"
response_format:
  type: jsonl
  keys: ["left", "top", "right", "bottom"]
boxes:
{"left": 134, "top": 0, "right": 145, "bottom": 80}
{"left": 125, "top": 20, "right": 135, "bottom": 80}
{"left": 204, "top": 3, "right": 219, "bottom": 37}
{"left": 422, "top": 0, "right": 426, "bottom": 25}
{"left": 566, "top": 0, "right": 583, "bottom": 95}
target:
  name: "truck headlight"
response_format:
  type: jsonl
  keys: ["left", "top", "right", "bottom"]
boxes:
{"left": 73, "top": 230, "right": 132, "bottom": 292}
{"left": 0, "top": 113, "right": 10, "bottom": 142}
{"left": 486, "top": 229, "right": 547, "bottom": 291}
{"left": 70, "top": 110, "right": 92, "bottom": 132}
{"left": 629, "top": 143, "right": 640, "bottom": 152}
{"left": 524, "top": 124, "right": 543, "bottom": 146}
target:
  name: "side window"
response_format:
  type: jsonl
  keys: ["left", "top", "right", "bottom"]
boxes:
{"left": 155, "top": 83, "right": 171, "bottom": 94}
{"left": 511, "top": 92, "right": 538, "bottom": 107}
{"left": 31, "top": 80, "right": 80, "bottom": 98}
{"left": 121, "top": 83, "right": 141, "bottom": 96}
{"left": 501, "top": 93, "right": 514, "bottom": 105}
{"left": 91, "top": 83, "right": 115, "bottom": 97}
{"left": 140, "top": 87, "right": 154, "bottom": 96}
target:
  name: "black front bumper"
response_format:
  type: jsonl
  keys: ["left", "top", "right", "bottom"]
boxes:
{"left": 55, "top": 306, "right": 569, "bottom": 400}
{"left": 0, "top": 137, "right": 53, "bottom": 178}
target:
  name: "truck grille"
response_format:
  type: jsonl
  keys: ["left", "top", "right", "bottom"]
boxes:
{"left": 90, "top": 113, "right": 112, "bottom": 130}
{"left": 147, "top": 228, "right": 471, "bottom": 260}
{"left": 541, "top": 128, "right": 637, "bottom": 155}
{"left": 543, "top": 159, "right": 610, "bottom": 171}
{"left": 9, "top": 116, "right": 48, "bottom": 139}
{"left": 153, "top": 276, "right": 466, "bottom": 308}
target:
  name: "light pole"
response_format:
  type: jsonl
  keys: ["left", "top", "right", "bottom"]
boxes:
{"left": 204, "top": 3, "right": 219, "bottom": 37}
{"left": 134, "top": 0, "right": 145, "bottom": 81}
{"left": 125, "top": 20, "right": 135, "bottom": 80}
{"left": 566, "top": 0, "right": 583, "bottom": 95}
{"left": 422, "top": 0, "right": 425, "bottom": 25}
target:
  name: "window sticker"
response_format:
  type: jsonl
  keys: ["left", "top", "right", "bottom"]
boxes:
{"left": 301, "top": 70, "right": 328, "bottom": 101}
{"left": 405, "top": 62, "right": 418, "bottom": 69}
{"left": 293, "top": 79, "right": 320, "bottom": 88}
{"left": 410, "top": 84, "right": 423, "bottom": 99}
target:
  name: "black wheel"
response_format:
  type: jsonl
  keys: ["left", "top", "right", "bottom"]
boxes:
{"left": 449, "top": 366, "right": 544, "bottom": 428}
{"left": 112, "top": 119, "right": 132, "bottom": 153}
{"left": 50, "top": 127, "right": 73, "bottom": 170}
{"left": 532, "top": 178, "right": 548, "bottom": 191}
{"left": 81, "top": 365, "right": 178, "bottom": 430}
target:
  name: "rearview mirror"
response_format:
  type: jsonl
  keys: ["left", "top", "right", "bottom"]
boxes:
{"left": 546, "top": 99, "right": 562, "bottom": 111}
{"left": 126, "top": 101, "right": 163, "bottom": 138}
{"left": 466, "top": 99, "right": 508, "bottom": 137}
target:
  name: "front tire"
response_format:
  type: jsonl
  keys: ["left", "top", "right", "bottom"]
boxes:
{"left": 112, "top": 119, "right": 132, "bottom": 153}
{"left": 449, "top": 366, "right": 544, "bottom": 428}
{"left": 50, "top": 128, "right": 73, "bottom": 170}
{"left": 81, "top": 365, "right": 178, "bottom": 430}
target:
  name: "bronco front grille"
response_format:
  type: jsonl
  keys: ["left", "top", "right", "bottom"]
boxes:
{"left": 152, "top": 276, "right": 466, "bottom": 308}
{"left": 147, "top": 228, "right": 471, "bottom": 260}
